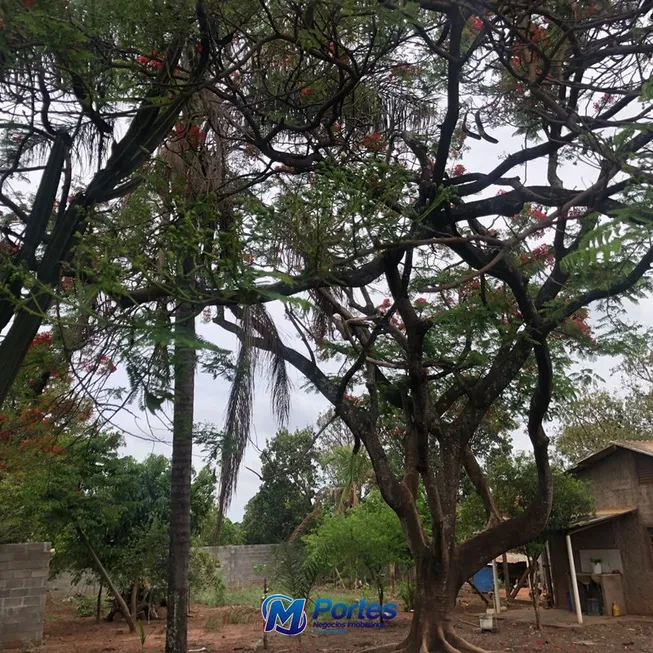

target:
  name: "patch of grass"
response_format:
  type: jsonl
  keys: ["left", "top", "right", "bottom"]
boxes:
{"left": 204, "top": 615, "right": 221, "bottom": 632}
{"left": 220, "top": 606, "right": 260, "bottom": 625}
{"left": 225, "top": 586, "right": 263, "bottom": 608}
{"left": 194, "top": 584, "right": 389, "bottom": 612}
{"left": 195, "top": 585, "right": 263, "bottom": 608}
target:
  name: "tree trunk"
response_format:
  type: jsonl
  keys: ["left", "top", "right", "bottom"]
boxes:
{"left": 165, "top": 301, "right": 196, "bottom": 653}
{"left": 528, "top": 555, "right": 541, "bottom": 630}
{"left": 131, "top": 581, "right": 139, "bottom": 619}
{"left": 96, "top": 583, "right": 103, "bottom": 624}
{"left": 76, "top": 527, "right": 136, "bottom": 633}
{"left": 363, "top": 550, "right": 490, "bottom": 653}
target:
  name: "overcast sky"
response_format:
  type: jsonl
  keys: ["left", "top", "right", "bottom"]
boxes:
{"left": 94, "top": 121, "right": 653, "bottom": 521}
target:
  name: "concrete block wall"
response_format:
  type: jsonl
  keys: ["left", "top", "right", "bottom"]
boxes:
{"left": 47, "top": 572, "right": 99, "bottom": 599}
{"left": 200, "top": 545, "right": 276, "bottom": 587}
{"left": 0, "top": 542, "right": 51, "bottom": 650}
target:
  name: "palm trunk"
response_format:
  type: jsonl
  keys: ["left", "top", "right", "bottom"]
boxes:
{"left": 165, "top": 300, "right": 196, "bottom": 653}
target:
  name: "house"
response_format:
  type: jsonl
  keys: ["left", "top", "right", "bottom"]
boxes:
{"left": 548, "top": 441, "right": 653, "bottom": 616}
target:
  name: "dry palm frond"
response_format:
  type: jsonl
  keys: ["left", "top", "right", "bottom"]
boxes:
{"left": 216, "top": 304, "right": 292, "bottom": 539}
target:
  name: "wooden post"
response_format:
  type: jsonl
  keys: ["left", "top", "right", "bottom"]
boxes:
{"left": 502, "top": 553, "right": 511, "bottom": 605}
{"left": 262, "top": 578, "right": 269, "bottom": 650}
{"left": 492, "top": 559, "right": 501, "bottom": 616}
{"left": 566, "top": 533, "right": 583, "bottom": 625}
{"left": 545, "top": 542, "right": 556, "bottom": 607}
{"left": 467, "top": 579, "right": 490, "bottom": 605}
{"left": 510, "top": 566, "right": 530, "bottom": 600}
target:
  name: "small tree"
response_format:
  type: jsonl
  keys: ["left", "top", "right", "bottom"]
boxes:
{"left": 241, "top": 428, "right": 320, "bottom": 544}
{"left": 306, "top": 490, "right": 411, "bottom": 616}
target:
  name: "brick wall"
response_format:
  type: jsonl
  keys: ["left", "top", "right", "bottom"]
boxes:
{"left": 0, "top": 542, "right": 51, "bottom": 650}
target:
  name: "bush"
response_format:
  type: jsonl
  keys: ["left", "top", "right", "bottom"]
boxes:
{"left": 73, "top": 594, "right": 100, "bottom": 617}
{"left": 189, "top": 549, "right": 226, "bottom": 605}
{"left": 398, "top": 577, "right": 415, "bottom": 611}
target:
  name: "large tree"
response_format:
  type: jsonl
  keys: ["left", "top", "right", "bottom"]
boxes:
{"left": 210, "top": 2, "right": 653, "bottom": 652}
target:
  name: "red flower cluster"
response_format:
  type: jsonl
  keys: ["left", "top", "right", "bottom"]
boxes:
{"left": 414, "top": 297, "right": 428, "bottom": 306}
{"left": 528, "top": 24, "right": 547, "bottom": 43}
{"left": 526, "top": 204, "right": 548, "bottom": 222}
{"left": 344, "top": 393, "right": 361, "bottom": 405}
{"left": 379, "top": 297, "right": 392, "bottom": 311}
{"left": 174, "top": 122, "right": 206, "bottom": 148}
{"left": 361, "top": 132, "right": 385, "bottom": 152}
{"left": 593, "top": 94, "right": 617, "bottom": 111}
{"left": 136, "top": 52, "right": 164, "bottom": 70}
{"left": 530, "top": 244, "right": 555, "bottom": 265}
{"left": 469, "top": 16, "right": 484, "bottom": 31}
{"left": 31, "top": 332, "right": 52, "bottom": 348}
{"left": 452, "top": 164, "right": 466, "bottom": 177}
{"left": 565, "top": 314, "right": 592, "bottom": 338}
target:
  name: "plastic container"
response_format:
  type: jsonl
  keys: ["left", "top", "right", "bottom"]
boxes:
{"left": 479, "top": 614, "right": 494, "bottom": 632}
{"left": 587, "top": 598, "right": 601, "bottom": 616}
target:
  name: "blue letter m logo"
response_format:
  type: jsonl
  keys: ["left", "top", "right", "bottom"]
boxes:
{"left": 261, "top": 594, "right": 307, "bottom": 636}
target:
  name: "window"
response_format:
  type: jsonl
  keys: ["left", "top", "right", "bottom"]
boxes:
{"left": 636, "top": 456, "right": 653, "bottom": 485}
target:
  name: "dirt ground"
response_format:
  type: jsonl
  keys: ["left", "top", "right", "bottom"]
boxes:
{"left": 40, "top": 596, "right": 653, "bottom": 653}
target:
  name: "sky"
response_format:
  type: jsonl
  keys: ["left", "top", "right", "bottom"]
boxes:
{"left": 100, "top": 120, "right": 653, "bottom": 522}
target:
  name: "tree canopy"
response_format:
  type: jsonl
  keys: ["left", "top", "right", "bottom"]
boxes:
{"left": 4, "top": 1, "right": 653, "bottom": 652}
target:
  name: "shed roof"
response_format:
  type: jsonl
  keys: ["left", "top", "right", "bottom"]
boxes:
{"left": 565, "top": 507, "right": 637, "bottom": 535}
{"left": 494, "top": 552, "right": 528, "bottom": 564}
{"left": 570, "top": 441, "right": 653, "bottom": 471}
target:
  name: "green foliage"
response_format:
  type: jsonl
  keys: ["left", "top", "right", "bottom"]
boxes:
{"left": 189, "top": 549, "right": 226, "bottom": 604}
{"left": 458, "top": 453, "right": 594, "bottom": 550}
{"left": 198, "top": 514, "right": 245, "bottom": 546}
{"left": 556, "top": 389, "right": 653, "bottom": 463}
{"left": 73, "top": 595, "right": 106, "bottom": 618}
{"left": 398, "top": 578, "right": 416, "bottom": 611}
{"left": 2, "top": 430, "right": 218, "bottom": 600}
{"left": 272, "top": 542, "right": 321, "bottom": 605}
{"left": 241, "top": 428, "right": 319, "bottom": 544}
{"left": 305, "top": 490, "right": 410, "bottom": 598}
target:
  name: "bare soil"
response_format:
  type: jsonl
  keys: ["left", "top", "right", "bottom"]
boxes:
{"left": 40, "top": 596, "right": 653, "bottom": 653}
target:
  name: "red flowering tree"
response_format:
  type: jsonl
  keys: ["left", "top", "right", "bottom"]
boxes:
{"left": 205, "top": 2, "right": 653, "bottom": 652}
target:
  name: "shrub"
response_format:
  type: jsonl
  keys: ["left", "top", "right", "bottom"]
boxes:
{"left": 189, "top": 549, "right": 226, "bottom": 605}
{"left": 73, "top": 594, "right": 99, "bottom": 617}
